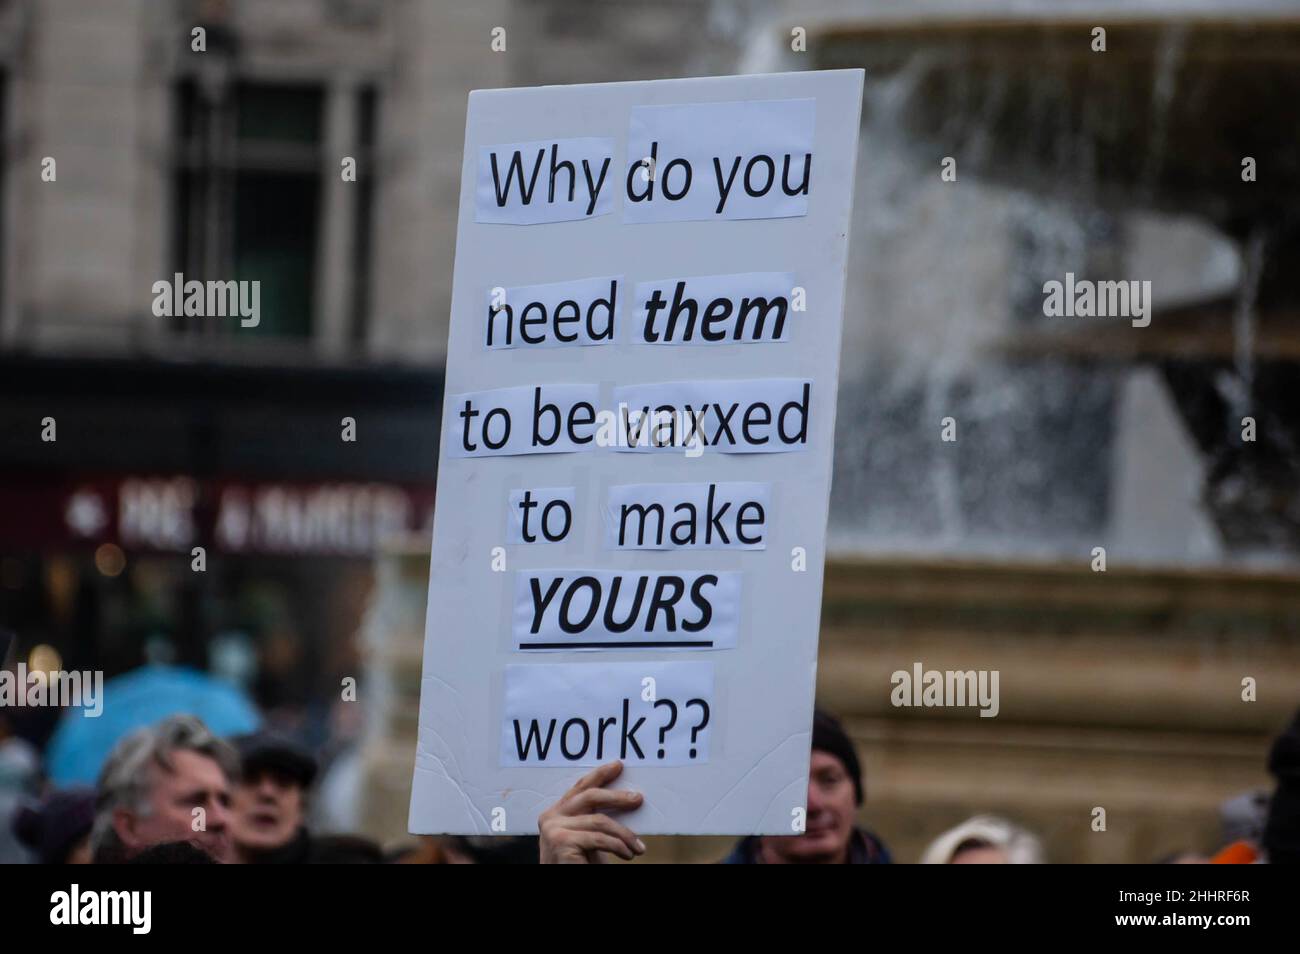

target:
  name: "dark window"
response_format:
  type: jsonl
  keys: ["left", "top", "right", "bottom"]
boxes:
{"left": 173, "top": 80, "right": 324, "bottom": 339}
{"left": 352, "top": 84, "right": 378, "bottom": 346}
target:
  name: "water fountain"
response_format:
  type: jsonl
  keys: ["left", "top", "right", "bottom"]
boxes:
{"left": 813, "top": 12, "right": 1300, "bottom": 559}
{"left": 792, "top": 9, "right": 1300, "bottom": 862}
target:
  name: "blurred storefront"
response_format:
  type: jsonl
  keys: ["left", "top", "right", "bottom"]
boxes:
{"left": 0, "top": 353, "right": 439, "bottom": 747}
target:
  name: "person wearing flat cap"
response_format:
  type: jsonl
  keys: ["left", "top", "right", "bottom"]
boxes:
{"left": 229, "top": 732, "right": 381, "bottom": 864}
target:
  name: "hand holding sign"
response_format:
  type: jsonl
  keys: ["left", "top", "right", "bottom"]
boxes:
{"left": 537, "top": 761, "right": 646, "bottom": 864}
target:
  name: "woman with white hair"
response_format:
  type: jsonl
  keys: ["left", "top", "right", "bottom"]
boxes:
{"left": 920, "top": 814, "right": 1045, "bottom": 864}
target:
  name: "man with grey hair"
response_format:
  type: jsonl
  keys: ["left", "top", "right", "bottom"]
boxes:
{"left": 92, "top": 714, "right": 239, "bottom": 863}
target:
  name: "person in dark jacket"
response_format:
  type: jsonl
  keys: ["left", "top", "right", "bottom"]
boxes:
{"left": 127, "top": 841, "right": 219, "bottom": 864}
{"left": 720, "top": 708, "right": 891, "bottom": 864}
{"left": 229, "top": 731, "right": 381, "bottom": 864}
{"left": 1263, "top": 707, "right": 1300, "bottom": 864}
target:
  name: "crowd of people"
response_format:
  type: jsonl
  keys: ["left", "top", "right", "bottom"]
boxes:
{"left": 3, "top": 705, "right": 1297, "bottom": 864}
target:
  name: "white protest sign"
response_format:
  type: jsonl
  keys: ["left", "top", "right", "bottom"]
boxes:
{"left": 410, "top": 69, "right": 864, "bottom": 835}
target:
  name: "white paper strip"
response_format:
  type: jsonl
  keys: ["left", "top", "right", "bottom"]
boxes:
{"left": 477, "top": 137, "right": 615, "bottom": 224}
{"left": 444, "top": 384, "right": 601, "bottom": 458}
{"left": 485, "top": 276, "right": 620, "bottom": 350}
{"left": 513, "top": 568, "right": 742, "bottom": 650}
{"left": 604, "top": 481, "right": 771, "bottom": 549}
{"left": 501, "top": 661, "right": 714, "bottom": 766}
{"left": 624, "top": 98, "right": 815, "bottom": 223}
{"left": 611, "top": 378, "right": 812, "bottom": 453}
{"left": 507, "top": 487, "right": 577, "bottom": 544}
{"left": 630, "top": 272, "right": 797, "bottom": 345}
